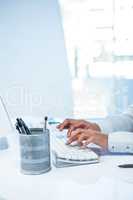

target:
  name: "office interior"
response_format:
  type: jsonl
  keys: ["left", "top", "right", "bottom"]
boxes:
{"left": 0, "top": 1, "right": 133, "bottom": 200}
{"left": 1, "top": 0, "right": 133, "bottom": 121}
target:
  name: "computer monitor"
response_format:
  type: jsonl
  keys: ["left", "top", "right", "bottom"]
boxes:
{"left": 0, "top": 0, "right": 73, "bottom": 119}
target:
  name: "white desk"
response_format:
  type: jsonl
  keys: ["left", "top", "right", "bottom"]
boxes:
{"left": 0, "top": 134, "right": 133, "bottom": 200}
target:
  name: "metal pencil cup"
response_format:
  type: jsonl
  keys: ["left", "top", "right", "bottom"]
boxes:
{"left": 19, "top": 128, "right": 51, "bottom": 175}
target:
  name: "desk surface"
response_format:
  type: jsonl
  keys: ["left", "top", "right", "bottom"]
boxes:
{"left": 0, "top": 133, "right": 133, "bottom": 200}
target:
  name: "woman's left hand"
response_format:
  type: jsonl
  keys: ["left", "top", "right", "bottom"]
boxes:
{"left": 67, "top": 128, "right": 108, "bottom": 149}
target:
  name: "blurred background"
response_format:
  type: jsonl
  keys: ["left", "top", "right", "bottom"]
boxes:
{"left": 0, "top": 0, "right": 73, "bottom": 122}
{"left": 0, "top": 0, "right": 133, "bottom": 123}
{"left": 59, "top": 0, "right": 133, "bottom": 119}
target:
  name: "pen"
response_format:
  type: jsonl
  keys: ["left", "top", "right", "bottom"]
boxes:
{"left": 16, "top": 118, "right": 31, "bottom": 135}
{"left": 44, "top": 116, "right": 48, "bottom": 131}
{"left": 15, "top": 124, "right": 21, "bottom": 134}
{"left": 20, "top": 118, "right": 31, "bottom": 135}
{"left": 118, "top": 164, "right": 133, "bottom": 168}
{"left": 48, "top": 121, "right": 60, "bottom": 125}
{"left": 16, "top": 118, "right": 27, "bottom": 134}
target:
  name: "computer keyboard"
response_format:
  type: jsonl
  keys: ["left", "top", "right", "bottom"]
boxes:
{"left": 52, "top": 137, "right": 99, "bottom": 167}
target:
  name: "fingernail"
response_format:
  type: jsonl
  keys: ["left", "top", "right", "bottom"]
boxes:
{"left": 66, "top": 140, "right": 71, "bottom": 145}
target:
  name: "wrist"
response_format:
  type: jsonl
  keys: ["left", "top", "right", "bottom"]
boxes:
{"left": 96, "top": 134, "right": 108, "bottom": 149}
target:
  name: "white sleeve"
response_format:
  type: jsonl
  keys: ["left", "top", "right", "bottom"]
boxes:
{"left": 94, "top": 105, "right": 133, "bottom": 153}
{"left": 108, "top": 132, "right": 133, "bottom": 153}
{"left": 97, "top": 105, "right": 133, "bottom": 134}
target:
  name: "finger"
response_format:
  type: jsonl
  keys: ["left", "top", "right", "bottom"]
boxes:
{"left": 67, "top": 130, "right": 82, "bottom": 144}
{"left": 67, "top": 127, "right": 74, "bottom": 137}
{"left": 67, "top": 126, "right": 77, "bottom": 137}
{"left": 82, "top": 137, "right": 93, "bottom": 147}
{"left": 77, "top": 133, "right": 87, "bottom": 145}
{"left": 57, "top": 119, "right": 71, "bottom": 131}
{"left": 71, "top": 121, "right": 88, "bottom": 129}
{"left": 67, "top": 128, "right": 84, "bottom": 144}
{"left": 67, "top": 134, "right": 78, "bottom": 144}
{"left": 67, "top": 124, "right": 82, "bottom": 137}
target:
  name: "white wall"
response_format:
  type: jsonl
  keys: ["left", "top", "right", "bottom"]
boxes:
{"left": 0, "top": 0, "right": 73, "bottom": 119}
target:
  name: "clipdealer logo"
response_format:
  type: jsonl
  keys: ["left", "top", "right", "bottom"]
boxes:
{"left": 5, "top": 85, "right": 42, "bottom": 112}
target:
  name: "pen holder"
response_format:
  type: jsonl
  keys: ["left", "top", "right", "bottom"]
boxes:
{"left": 19, "top": 128, "right": 51, "bottom": 175}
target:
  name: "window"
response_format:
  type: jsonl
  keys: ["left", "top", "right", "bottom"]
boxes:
{"left": 59, "top": 0, "right": 133, "bottom": 118}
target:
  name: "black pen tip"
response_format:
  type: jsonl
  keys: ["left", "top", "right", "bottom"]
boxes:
{"left": 45, "top": 116, "right": 48, "bottom": 121}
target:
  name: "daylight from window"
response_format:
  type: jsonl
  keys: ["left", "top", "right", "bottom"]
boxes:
{"left": 59, "top": 0, "right": 133, "bottom": 119}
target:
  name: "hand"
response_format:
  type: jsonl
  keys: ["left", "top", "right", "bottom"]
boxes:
{"left": 67, "top": 128, "right": 108, "bottom": 149}
{"left": 57, "top": 118, "right": 101, "bottom": 137}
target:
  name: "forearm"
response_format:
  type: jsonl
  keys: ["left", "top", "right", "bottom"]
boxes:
{"left": 96, "top": 114, "right": 133, "bottom": 134}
